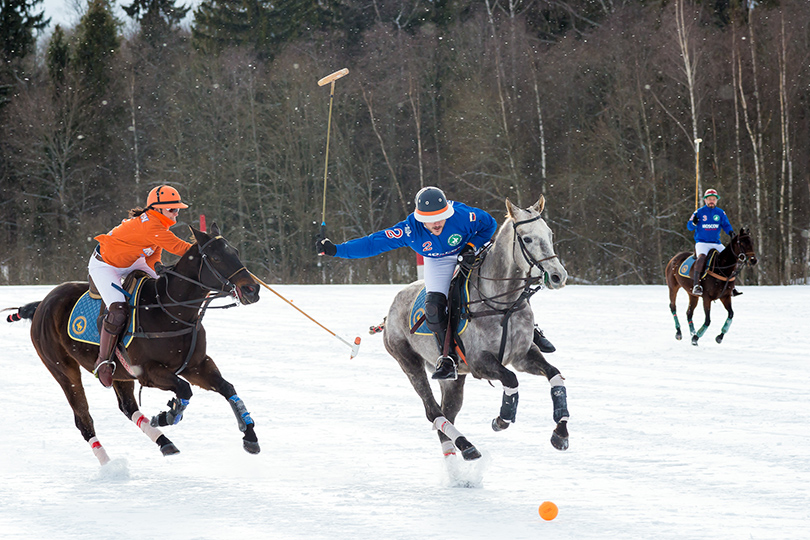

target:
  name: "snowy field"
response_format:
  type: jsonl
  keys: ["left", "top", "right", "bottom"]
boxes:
{"left": 1, "top": 283, "right": 808, "bottom": 540}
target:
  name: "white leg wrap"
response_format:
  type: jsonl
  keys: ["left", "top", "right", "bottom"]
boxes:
{"left": 433, "top": 416, "right": 464, "bottom": 441}
{"left": 441, "top": 440, "right": 456, "bottom": 456}
{"left": 504, "top": 384, "right": 519, "bottom": 396}
{"left": 89, "top": 436, "right": 111, "bottom": 466}
{"left": 549, "top": 374, "right": 565, "bottom": 387}
{"left": 131, "top": 411, "right": 163, "bottom": 443}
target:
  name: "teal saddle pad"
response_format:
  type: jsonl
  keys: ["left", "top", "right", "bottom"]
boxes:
{"left": 409, "top": 281, "right": 471, "bottom": 336}
{"left": 67, "top": 277, "right": 148, "bottom": 346}
{"left": 678, "top": 251, "right": 717, "bottom": 279}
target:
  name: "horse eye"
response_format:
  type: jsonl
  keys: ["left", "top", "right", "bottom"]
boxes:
{"left": 523, "top": 237, "right": 533, "bottom": 244}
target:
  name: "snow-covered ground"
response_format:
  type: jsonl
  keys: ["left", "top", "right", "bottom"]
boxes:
{"left": 1, "top": 284, "right": 808, "bottom": 539}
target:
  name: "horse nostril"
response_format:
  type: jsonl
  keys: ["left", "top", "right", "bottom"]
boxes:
{"left": 550, "top": 274, "right": 561, "bottom": 284}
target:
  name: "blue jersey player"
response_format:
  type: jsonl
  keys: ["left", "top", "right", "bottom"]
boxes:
{"left": 317, "top": 187, "right": 497, "bottom": 380}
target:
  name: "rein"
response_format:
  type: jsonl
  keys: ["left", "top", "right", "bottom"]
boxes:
{"left": 705, "top": 234, "right": 753, "bottom": 294}
{"left": 127, "top": 235, "right": 242, "bottom": 375}
{"left": 462, "top": 215, "right": 559, "bottom": 364}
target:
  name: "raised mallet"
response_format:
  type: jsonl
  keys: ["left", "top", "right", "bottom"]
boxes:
{"left": 318, "top": 68, "right": 349, "bottom": 238}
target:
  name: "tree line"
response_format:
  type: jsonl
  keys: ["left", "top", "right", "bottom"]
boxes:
{"left": 1, "top": 0, "right": 807, "bottom": 286}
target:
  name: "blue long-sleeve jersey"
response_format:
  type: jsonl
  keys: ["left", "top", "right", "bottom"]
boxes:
{"left": 687, "top": 205, "right": 734, "bottom": 244}
{"left": 334, "top": 201, "right": 498, "bottom": 259}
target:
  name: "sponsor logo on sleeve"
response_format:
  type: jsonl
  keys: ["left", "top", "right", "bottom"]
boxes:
{"left": 469, "top": 212, "right": 476, "bottom": 222}
{"left": 404, "top": 224, "right": 412, "bottom": 237}
{"left": 385, "top": 228, "right": 403, "bottom": 239}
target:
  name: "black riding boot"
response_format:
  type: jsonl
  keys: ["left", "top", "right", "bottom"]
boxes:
{"left": 425, "top": 292, "right": 457, "bottom": 381}
{"left": 93, "top": 302, "right": 128, "bottom": 388}
{"left": 692, "top": 254, "right": 706, "bottom": 296}
{"left": 533, "top": 325, "right": 556, "bottom": 353}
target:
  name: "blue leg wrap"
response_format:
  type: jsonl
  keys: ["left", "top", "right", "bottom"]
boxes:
{"left": 229, "top": 395, "right": 254, "bottom": 432}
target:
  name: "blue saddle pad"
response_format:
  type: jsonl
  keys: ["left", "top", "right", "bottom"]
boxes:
{"left": 67, "top": 277, "right": 148, "bottom": 346}
{"left": 410, "top": 281, "right": 470, "bottom": 336}
{"left": 678, "top": 256, "right": 696, "bottom": 278}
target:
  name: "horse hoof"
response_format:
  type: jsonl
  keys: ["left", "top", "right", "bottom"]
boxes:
{"left": 492, "top": 417, "right": 510, "bottom": 431}
{"left": 691, "top": 336, "right": 699, "bottom": 346}
{"left": 160, "top": 443, "right": 180, "bottom": 456}
{"left": 716, "top": 334, "right": 724, "bottom": 344}
{"left": 675, "top": 330, "right": 682, "bottom": 341}
{"left": 461, "top": 446, "right": 482, "bottom": 461}
{"left": 243, "top": 440, "right": 261, "bottom": 454}
{"left": 551, "top": 422, "right": 569, "bottom": 451}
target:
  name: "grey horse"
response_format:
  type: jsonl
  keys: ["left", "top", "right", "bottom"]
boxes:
{"left": 383, "top": 195, "right": 569, "bottom": 460}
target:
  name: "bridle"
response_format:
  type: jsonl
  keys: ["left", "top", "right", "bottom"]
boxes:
{"left": 462, "top": 213, "right": 561, "bottom": 364}
{"left": 126, "top": 234, "right": 249, "bottom": 375}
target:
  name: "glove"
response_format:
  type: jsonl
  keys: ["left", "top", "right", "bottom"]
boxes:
{"left": 691, "top": 214, "right": 699, "bottom": 225}
{"left": 457, "top": 244, "right": 476, "bottom": 267}
{"left": 316, "top": 238, "right": 337, "bottom": 256}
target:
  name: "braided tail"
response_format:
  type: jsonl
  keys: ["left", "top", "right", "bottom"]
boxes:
{"left": 5, "top": 301, "right": 40, "bottom": 323}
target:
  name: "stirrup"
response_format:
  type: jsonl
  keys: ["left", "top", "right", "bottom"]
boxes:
{"left": 692, "top": 284, "right": 703, "bottom": 296}
{"left": 93, "top": 359, "right": 116, "bottom": 388}
{"left": 731, "top": 288, "right": 742, "bottom": 297}
{"left": 533, "top": 325, "right": 556, "bottom": 353}
{"left": 431, "top": 356, "right": 457, "bottom": 380}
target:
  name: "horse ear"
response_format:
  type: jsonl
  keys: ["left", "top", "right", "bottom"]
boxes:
{"left": 505, "top": 198, "right": 518, "bottom": 219}
{"left": 209, "top": 222, "right": 221, "bottom": 236}
{"left": 531, "top": 195, "right": 545, "bottom": 214}
{"left": 190, "top": 226, "right": 207, "bottom": 245}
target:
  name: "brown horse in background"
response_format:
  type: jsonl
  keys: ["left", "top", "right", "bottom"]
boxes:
{"left": 7, "top": 224, "right": 262, "bottom": 465}
{"left": 665, "top": 228, "right": 757, "bottom": 346}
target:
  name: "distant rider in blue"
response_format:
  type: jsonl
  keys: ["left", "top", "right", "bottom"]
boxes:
{"left": 687, "top": 188, "right": 740, "bottom": 296}
{"left": 317, "top": 187, "right": 498, "bottom": 380}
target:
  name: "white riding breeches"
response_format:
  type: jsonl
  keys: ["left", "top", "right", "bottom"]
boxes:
{"left": 423, "top": 255, "right": 458, "bottom": 297}
{"left": 695, "top": 242, "right": 725, "bottom": 257}
{"left": 88, "top": 253, "right": 157, "bottom": 307}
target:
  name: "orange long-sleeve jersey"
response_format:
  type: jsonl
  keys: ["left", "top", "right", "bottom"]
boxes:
{"left": 95, "top": 209, "right": 193, "bottom": 270}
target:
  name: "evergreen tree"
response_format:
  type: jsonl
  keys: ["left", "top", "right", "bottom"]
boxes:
{"left": 73, "top": 0, "right": 120, "bottom": 98}
{"left": 123, "top": 0, "right": 190, "bottom": 46}
{"left": 46, "top": 24, "right": 70, "bottom": 87}
{"left": 0, "top": 0, "right": 49, "bottom": 106}
{"left": 192, "top": 0, "right": 337, "bottom": 58}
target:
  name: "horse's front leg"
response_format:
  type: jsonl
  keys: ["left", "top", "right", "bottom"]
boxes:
{"left": 438, "top": 376, "right": 468, "bottom": 457}
{"left": 137, "top": 362, "right": 194, "bottom": 426}
{"left": 715, "top": 296, "right": 734, "bottom": 344}
{"left": 691, "top": 296, "right": 713, "bottom": 346}
{"left": 113, "top": 380, "right": 180, "bottom": 456}
{"left": 686, "top": 294, "right": 699, "bottom": 338}
{"left": 511, "top": 346, "right": 569, "bottom": 451}
{"left": 468, "top": 351, "right": 521, "bottom": 432}
{"left": 182, "top": 355, "right": 259, "bottom": 455}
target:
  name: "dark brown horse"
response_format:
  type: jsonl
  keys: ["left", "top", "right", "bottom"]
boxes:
{"left": 665, "top": 228, "right": 757, "bottom": 346}
{"left": 8, "top": 224, "right": 261, "bottom": 465}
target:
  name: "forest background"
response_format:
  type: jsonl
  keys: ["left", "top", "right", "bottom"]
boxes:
{"left": 1, "top": 0, "right": 807, "bottom": 286}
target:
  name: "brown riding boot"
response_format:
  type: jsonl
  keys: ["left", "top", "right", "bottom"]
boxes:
{"left": 93, "top": 302, "right": 128, "bottom": 388}
{"left": 691, "top": 254, "right": 706, "bottom": 296}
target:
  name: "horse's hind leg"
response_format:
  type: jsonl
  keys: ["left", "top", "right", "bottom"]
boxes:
{"left": 40, "top": 354, "right": 111, "bottom": 465}
{"left": 182, "top": 356, "right": 259, "bottom": 454}
{"left": 389, "top": 341, "right": 481, "bottom": 460}
{"left": 437, "top": 376, "right": 468, "bottom": 457}
{"left": 691, "top": 296, "right": 712, "bottom": 346}
{"left": 511, "top": 346, "right": 569, "bottom": 451}
{"left": 112, "top": 381, "right": 180, "bottom": 456}
{"left": 715, "top": 296, "right": 734, "bottom": 344}
{"left": 667, "top": 276, "right": 683, "bottom": 340}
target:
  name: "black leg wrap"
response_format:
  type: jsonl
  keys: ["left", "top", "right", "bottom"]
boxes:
{"left": 499, "top": 391, "right": 519, "bottom": 423}
{"left": 551, "top": 386, "right": 569, "bottom": 423}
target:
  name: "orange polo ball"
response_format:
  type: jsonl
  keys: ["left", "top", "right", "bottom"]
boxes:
{"left": 539, "top": 501, "right": 558, "bottom": 521}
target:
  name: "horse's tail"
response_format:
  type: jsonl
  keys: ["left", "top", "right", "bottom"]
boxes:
{"left": 4, "top": 301, "right": 40, "bottom": 323}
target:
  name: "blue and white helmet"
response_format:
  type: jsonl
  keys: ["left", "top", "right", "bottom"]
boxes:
{"left": 414, "top": 187, "right": 454, "bottom": 223}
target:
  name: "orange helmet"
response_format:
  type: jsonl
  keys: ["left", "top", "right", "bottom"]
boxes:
{"left": 146, "top": 185, "right": 189, "bottom": 209}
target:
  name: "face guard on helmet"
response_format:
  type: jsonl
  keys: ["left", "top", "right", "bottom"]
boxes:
{"left": 147, "top": 185, "right": 189, "bottom": 210}
{"left": 414, "top": 186, "right": 454, "bottom": 223}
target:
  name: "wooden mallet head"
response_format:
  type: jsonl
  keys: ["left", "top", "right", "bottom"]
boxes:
{"left": 318, "top": 68, "right": 349, "bottom": 87}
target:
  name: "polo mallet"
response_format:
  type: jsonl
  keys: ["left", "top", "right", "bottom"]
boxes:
{"left": 318, "top": 68, "right": 349, "bottom": 240}
{"left": 250, "top": 273, "right": 361, "bottom": 359}
{"left": 694, "top": 137, "right": 703, "bottom": 211}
